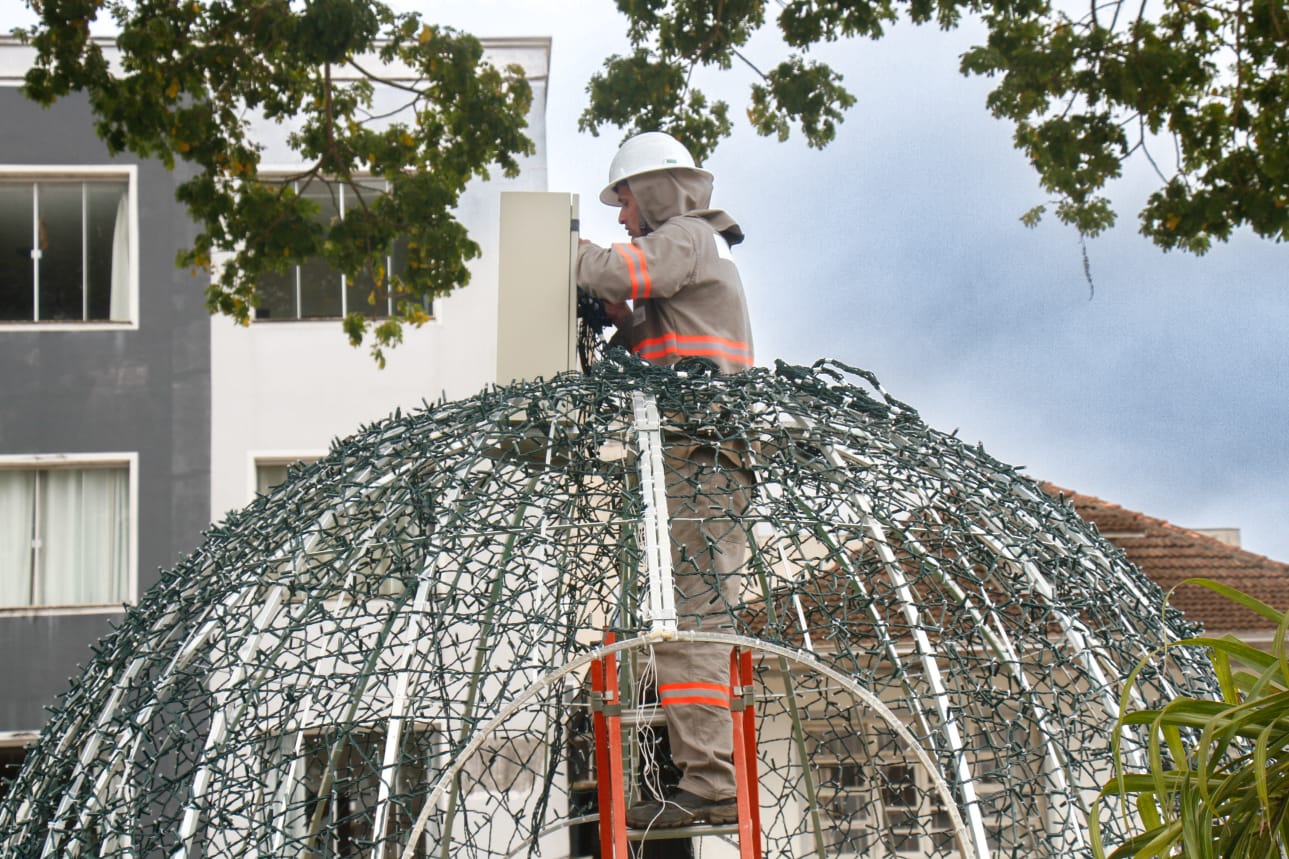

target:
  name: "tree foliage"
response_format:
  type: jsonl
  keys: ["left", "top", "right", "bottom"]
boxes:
{"left": 1092, "top": 580, "right": 1289, "bottom": 859}
{"left": 581, "top": 0, "right": 1288, "bottom": 253}
{"left": 16, "top": 0, "right": 533, "bottom": 363}
{"left": 15, "top": 0, "right": 1285, "bottom": 360}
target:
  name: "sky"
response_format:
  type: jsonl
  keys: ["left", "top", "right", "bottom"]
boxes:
{"left": 5, "top": 0, "right": 1286, "bottom": 562}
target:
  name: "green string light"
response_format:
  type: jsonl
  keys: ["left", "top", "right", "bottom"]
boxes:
{"left": 0, "top": 353, "right": 1215, "bottom": 858}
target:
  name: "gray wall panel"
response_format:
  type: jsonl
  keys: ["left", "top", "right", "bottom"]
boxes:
{"left": 0, "top": 613, "right": 121, "bottom": 729}
{"left": 0, "top": 89, "right": 212, "bottom": 732}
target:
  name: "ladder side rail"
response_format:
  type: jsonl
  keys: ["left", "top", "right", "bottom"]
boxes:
{"left": 738, "top": 648, "right": 763, "bottom": 859}
{"left": 590, "top": 656, "right": 617, "bottom": 859}
{"left": 729, "top": 648, "right": 757, "bottom": 859}
{"left": 604, "top": 647, "right": 630, "bottom": 859}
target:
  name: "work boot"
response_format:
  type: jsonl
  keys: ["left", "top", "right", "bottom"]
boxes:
{"left": 625, "top": 789, "right": 739, "bottom": 829}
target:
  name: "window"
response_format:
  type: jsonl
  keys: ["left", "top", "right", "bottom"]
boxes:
{"left": 276, "top": 725, "right": 441, "bottom": 858}
{"left": 807, "top": 721, "right": 954, "bottom": 857}
{"left": 255, "top": 455, "right": 320, "bottom": 498}
{"left": 254, "top": 178, "right": 426, "bottom": 322}
{"left": 0, "top": 735, "right": 35, "bottom": 806}
{"left": 257, "top": 462, "right": 292, "bottom": 496}
{"left": 0, "top": 172, "right": 134, "bottom": 324}
{"left": 807, "top": 705, "right": 1048, "bottom": 857}
{"left": 0, "top": 457, "right": 134, "bottom": 609}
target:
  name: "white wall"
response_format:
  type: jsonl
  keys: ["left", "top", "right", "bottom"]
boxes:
{"left": 210, "top": 39, "right": 551, "bottom": 518}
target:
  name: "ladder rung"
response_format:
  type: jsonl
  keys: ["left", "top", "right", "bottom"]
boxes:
{"left": 618, "top": 707, "right": 666, "bottom": 729}
{"left": 626, "top": 823, "right": 740, "bottom": 841}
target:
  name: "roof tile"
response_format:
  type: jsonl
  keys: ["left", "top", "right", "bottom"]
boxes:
{"left": 1042, "top": 484, "right": 1289, "bottom": 633}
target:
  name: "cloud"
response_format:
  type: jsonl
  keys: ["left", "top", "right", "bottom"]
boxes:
{"left": 9, "top": 1, "right": 1283, "bottom": 563}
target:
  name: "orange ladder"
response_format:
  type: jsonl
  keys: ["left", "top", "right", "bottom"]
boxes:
{"left": 589, "top": 637, "right": 762, "bottom": 859}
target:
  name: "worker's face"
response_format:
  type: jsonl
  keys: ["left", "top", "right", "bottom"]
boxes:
{"left": 616, "top": 183, "right": 645, "bottom": 238}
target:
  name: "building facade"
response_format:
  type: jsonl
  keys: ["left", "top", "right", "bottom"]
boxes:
{"left": 0, "top": 36, "right": 551, "bottom": 785}
{"left": 0, "top": 85, "right": 212, "bottom": 734}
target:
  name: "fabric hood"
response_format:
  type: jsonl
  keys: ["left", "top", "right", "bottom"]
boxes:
{"left": 630, "top": 169, "right": 745, "bottom": 246}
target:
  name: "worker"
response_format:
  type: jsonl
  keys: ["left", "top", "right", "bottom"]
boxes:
{"left": 577, "top": 131, "right": 755, "bottom": 829}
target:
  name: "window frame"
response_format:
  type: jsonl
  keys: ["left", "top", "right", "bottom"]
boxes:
{"left": 0, "top": 452, "right": 139, "bottom": 615}
{"left": 250, "top": 451, "right": 324, "bottom": 504}
{"left": 0, "top": 165, "right": 140, "bottom": 330}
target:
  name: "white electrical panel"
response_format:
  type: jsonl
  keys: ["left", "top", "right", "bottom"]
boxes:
{"left": 496, "top": 192, "right": 580, "bottom": 386}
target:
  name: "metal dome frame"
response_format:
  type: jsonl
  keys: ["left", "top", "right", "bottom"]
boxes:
{"left": 0, "top": 354, "right": 1216, "bottom": 859}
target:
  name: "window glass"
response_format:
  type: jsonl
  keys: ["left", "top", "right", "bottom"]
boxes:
{"left": 256, "top": 463, "right": 292, "bottom": 497}
{"left": 807, "top": 718, "right": 954, "bottom": 858}
{"left": 298, "top": 182, "right": 343, "bottom": 318}
{"left": 0, "top": 471, "right": 36, "bottom": 605}
{"left": 256, "top": 457, "right": 319, "bottom": 498}
{"left": 389, "top": 234, "right": 409, "bottom": 290}
{"left": 345, "top": 263, "right": 380, "bottom": 317}
{"left": 254, "top": 179, "right": 428, "bottom": 322}
{"left": 0, "top": 184, "right": 35, "bottom": 320}
{"left": 256, "top": 267, "right": 297, "bottom": 320}
{"left": 0, "top": 177, "right": 131, "bottom": 324}
{"left": 37, "top": 183, "right": 85, "bottom": 320}
{"left": 0, "top": 744, "right": 28, "bottom": 805}
{"left": 277, "top": 727, "right": 439, "bottom": 858}
{"left": 0, "top": 465, "right": 130, "bottom": 608}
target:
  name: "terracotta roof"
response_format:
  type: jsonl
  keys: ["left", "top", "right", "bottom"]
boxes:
{"left": 1041, "top": 484, "right": 1289, "bottom": 634}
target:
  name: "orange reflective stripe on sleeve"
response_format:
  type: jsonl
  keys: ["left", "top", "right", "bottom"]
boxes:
{"left": 612, "top": 242, "right": 653, "bottom": 301}
{"left": 633, "top": 333, "right": 754, "bottom": 366}
{"left": 626, "top": 243, "right": 653, "bottom": 299}
{"left": 659, "top": 681, "right": 731, "bottom": 709}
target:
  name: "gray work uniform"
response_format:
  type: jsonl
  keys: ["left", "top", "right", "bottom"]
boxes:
{"left": 578, "top": 168, "right": 754, "bottom": 802}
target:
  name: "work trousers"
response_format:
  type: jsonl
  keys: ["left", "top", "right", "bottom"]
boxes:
{"left": 652, "top": 447, "right": 752, "bottom": 801}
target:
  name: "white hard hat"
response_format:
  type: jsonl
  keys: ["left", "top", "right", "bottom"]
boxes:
{"left": 599, "top": 132, "right": 712, "bottom": 206}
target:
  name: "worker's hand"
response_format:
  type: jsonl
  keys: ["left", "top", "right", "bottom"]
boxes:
{"left": 603, "top": 301, "right": 631, "bottom": 327}
{"left": 578, "top": 238, "right": 590, "bottom": 246}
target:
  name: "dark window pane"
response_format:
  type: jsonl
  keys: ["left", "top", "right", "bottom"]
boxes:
{"left": 257, "top": 268, "right": 297, "bottom": 320}
{"left": 298, "top": 182, "right": 342, "bottom": 318}
{"left": 0, "top": 183, "right": 34, "bottom": 321}
{"left": 889, "top": 828, "right": 920, "bottom": 852}
{"left": 340, "top": 181, "right": 386, "bottom": 318}
{"left": 390, "top": 234, "right": 409, "bottom": 284}
{"left": 385, "top": 235, "right": 433, "bottom": 319}
{"left": 0, "top": 745, "right": 28, "bottom": 805}
{"left": 881, "top": 764, "right": 917, "bottom": 807}
{"left": 345, "top": 262, "right": 386, "bottom": 318}
{"left": 840, "top": 763, "right": 865, "bottom": 789}
{"left": 298, "top": 729, "right": 435, "bottom": 858}
{"left": 37, "top": 183, "right": 85, "bottom": 321}
{"left": 299, "top": 255, "right": 343, "bottom": 317}
{"left": 256, "top": 463, "right": 290, "bottom": 495}
{"left": 253, "top": 178, "right": 430, "bottom": 323}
